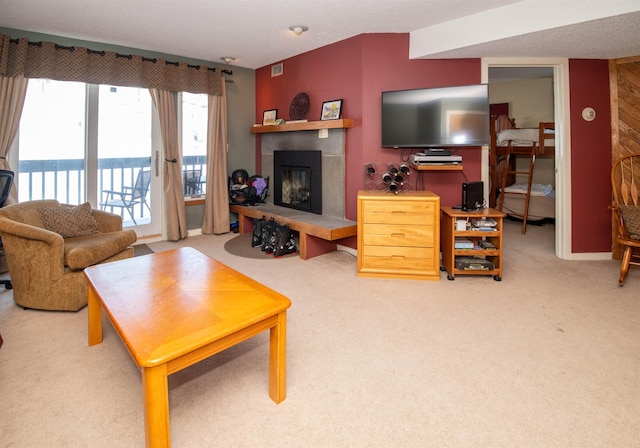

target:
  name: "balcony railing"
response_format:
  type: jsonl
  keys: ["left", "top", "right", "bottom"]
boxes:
{"left": 17, "top": 155, "right": 207, "bottom": 222}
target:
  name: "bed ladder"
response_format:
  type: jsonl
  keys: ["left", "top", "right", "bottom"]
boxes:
{"left": 496, "top": 141, "right": 537, "bottom": 234}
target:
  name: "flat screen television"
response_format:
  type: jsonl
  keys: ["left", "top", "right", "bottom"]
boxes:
{"left": 381, "top": 84, "right": 490, "bottom": 148}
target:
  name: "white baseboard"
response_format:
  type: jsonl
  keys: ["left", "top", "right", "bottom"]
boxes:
{"left": 566, "top": 251, "right": 612, "bottom": 261}
{"left": 337, "top": 244, "right": 357, "bottom": 257}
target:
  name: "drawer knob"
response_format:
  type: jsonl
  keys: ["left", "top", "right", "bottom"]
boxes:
{"left": 391, "top": 233, "right": 405, "bottom": 238}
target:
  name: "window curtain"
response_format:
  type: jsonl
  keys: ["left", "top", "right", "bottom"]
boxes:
{"left": 202, "top": 80, "right": 230, "bottom": 234}
{"left": 149, "top": 89, "right": 188, "bottom": 241}
{"left": 1, "top": 34, "right": 223, "bottom": 95}
{"left": 0, "top": 74, "right": 28, "bottom": 204}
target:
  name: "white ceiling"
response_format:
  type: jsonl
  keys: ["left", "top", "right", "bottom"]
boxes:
{"left": 0, "top": 0, "right": 639, "bottom": 70}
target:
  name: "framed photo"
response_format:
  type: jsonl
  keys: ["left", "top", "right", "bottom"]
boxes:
{"left": 263, "top": 109, "right": 277, "bottom": 126}
{"left": 321, "top": 99, "right": 343, "bottom": 120}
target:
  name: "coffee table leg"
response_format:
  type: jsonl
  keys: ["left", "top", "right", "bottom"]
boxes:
{"left": 88, "top": 287, "right": 103, "bottom": 346}
{"left": 269, "top": 311, "right": 287, "bottom": 404}
{"left": 143, "top": 364, "right": 170, "bottom": 447}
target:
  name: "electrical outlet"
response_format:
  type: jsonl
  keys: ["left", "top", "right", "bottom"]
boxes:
{"left": 318, "top": 129, "right": 328, "bottom": 139}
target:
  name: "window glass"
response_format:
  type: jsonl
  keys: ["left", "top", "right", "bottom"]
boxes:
{"left": 97, "top": 85, "right": 153, "bottom": 226}
{"left": 181, "top": 92, "right": 208, "bottom": 196}
{"left": 98, "top": 85, "right": 152, "bottom": 157}
{"left": 19, "top": 79, "right": 86, "bottom": 203}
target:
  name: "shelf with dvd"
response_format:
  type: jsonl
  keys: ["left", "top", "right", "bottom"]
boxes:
{"left": 440, "top": 207, "right": 506, "bottom": 281}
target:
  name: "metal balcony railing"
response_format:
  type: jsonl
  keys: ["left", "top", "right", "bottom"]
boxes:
{"left": 17, "top": 155, "right": 207, "bottom": 222}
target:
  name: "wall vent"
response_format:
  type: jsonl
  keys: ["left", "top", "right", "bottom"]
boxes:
{"left": 271, "top": 63, "right": 283, "bottom": 77}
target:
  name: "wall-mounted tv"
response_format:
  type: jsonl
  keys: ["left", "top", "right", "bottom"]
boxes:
{"left": 381, "top": 84, "right": 490, "bottom": 148}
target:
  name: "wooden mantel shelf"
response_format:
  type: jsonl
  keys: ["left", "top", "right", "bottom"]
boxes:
{"left": 250, "top": 119, "right": 353, "bottom": 134}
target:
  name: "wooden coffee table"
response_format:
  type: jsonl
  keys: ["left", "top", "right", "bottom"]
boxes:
{"left": 84, "top": 247, "right": 291, "bottom": 448}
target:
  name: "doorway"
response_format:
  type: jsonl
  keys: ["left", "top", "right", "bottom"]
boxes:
{"left": 481, "top": 58, "right": 572, "bottom": 259}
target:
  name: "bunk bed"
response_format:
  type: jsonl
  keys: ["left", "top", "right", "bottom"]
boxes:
{"left": 489, "top": 115, "right": 556, "bottom": 233}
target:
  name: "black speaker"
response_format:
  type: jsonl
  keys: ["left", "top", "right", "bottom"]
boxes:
{"left": 462, "top": 181, "right": 484, "bottom": 212}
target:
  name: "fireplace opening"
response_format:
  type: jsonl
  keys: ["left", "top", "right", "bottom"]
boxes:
{"left": 274, "top": 150, "right": 322, "bottom": 214}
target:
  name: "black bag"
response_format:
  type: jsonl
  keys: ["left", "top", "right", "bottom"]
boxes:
{"left": 229, "top": 183, "right": 257, "bottom": 205}
{"left": 229, "top": 171, "right": 268, "bottom": 206}
{"left": 273, "top": 224, "right": 297, "bottom": 257}
{"left": 252, "top": 216, "right": 266, "bottom": 247}
{"left": 260, "top": 218, "right": 277, "bottom": 253}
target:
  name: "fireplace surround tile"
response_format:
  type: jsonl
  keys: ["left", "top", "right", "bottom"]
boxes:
{"left": 260, "top": 130, "right": 347, "bottom": 219}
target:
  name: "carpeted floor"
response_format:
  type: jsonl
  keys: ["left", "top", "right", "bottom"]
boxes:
{"left": 2, "top": 222, "right": 639, "bottom": 447}
{"left": 133, "top": 243, "right": 154, "bottom": 257}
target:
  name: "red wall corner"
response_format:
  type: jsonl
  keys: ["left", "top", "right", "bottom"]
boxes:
{"left": 568, "top": 59, "right": 612, "bottom": 253}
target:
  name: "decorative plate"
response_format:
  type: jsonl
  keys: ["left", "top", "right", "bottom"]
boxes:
{"left": 289, "top": 92, "right": 310, "bottom": 120}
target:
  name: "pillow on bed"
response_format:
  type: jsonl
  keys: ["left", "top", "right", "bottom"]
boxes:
{"left": 621, "top": 205, "right": 640, "bottom": 240}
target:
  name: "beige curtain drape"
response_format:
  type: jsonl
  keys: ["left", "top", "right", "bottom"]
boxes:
{"left": 202, "top": 80, "right": 230, "bottom": 234}
{"left": 0, "top": 74, "right": 28, "bottom": 204}
{"left": 149, "top": 89, "right": 188, "bottom": 241}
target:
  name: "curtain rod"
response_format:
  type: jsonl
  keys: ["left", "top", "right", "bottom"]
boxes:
{"left": 8, "top": 37, "right": 233, "bottom": 75}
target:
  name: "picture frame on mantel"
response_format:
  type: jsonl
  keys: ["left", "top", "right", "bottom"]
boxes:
{"left": 263, "top": 109, "right": 277, "bottom": 126}
{"left": 320, "top": 99, "right": 343, "bottom": 120}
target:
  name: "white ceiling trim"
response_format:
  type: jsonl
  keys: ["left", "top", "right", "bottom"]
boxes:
{"left": 410, "top": 0, "right": 640, "bottom": 60}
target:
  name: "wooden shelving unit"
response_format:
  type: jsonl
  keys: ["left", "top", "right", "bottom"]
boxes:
{"left": 250, "top": 119, "right": 353, "bottom": 134}
{"left": 440, "top": 207, "right": 506, "bottom": 281}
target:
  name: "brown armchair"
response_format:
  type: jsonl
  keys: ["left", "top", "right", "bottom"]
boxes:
{"left": 0, "top": 200, "right": 137, "bottom": 310}
{"left": 611, "top": 153, "right": 640, "bottom": 286}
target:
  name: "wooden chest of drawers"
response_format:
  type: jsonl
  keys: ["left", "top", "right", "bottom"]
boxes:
{"left": 357, "top": 190, "right": 440, "bottom": 280}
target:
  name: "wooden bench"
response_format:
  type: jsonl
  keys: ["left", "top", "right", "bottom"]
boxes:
{"left": 229, "top": 203, "right": 357, "bottom": 259}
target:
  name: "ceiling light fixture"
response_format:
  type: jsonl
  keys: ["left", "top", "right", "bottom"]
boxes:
{"left": 288, "top": 25, "right": 308, "bottom": 36}
{"left": 221, "top": 56, "right": 235, "bottom": 64}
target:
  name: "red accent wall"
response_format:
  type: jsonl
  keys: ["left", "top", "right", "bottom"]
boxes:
{"left": 256, "top": 34, "right": 615, "bottom": 254}
{"left": 568, "top": 59, "right": 612, "bottom": 253}
{"left": 256, "top": 34, "right": 482, "bottom": 222}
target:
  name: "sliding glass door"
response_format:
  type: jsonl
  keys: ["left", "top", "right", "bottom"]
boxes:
{"left": 96, "top": 85, "right": 161, "bottom": 236}
{"left": 18, "top": 79, "right": 162, "bottom": 237}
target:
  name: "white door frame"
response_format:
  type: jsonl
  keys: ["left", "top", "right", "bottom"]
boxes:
{"left": 481, "top": 57, "right": 572, "bottom": 260}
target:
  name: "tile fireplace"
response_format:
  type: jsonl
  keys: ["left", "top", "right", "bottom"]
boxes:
{"left": 260, "top": 129, "right": 347, "bottom": 218}
{"left": 274, "top": 150, "right": 322, "bottom": 214}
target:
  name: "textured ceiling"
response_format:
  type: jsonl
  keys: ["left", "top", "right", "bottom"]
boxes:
{"left": 0, "top": 0, "right": 638, "bottom": 70}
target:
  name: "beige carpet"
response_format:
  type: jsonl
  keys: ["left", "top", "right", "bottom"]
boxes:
{"left": 132, "top": 243, "right": 154, "bottom": 257}
{"left": 1, "top": 221, "right": 639, "bottom": 447}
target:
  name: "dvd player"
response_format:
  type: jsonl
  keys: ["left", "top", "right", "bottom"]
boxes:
{"left": 410, "top": 154, "right": 462, "bottom": 164}
{"left": 416, "top": 149, "right": 451, "bottom": 156}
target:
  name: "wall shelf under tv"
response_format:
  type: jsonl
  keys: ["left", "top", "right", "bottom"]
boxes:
{"left": 410, "top": 163, "right": 464, "bottom": 171}
{"left": 250, "top": 119, "right": 353, "bottom": 134}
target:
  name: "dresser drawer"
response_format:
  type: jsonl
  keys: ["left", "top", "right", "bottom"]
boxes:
{"left": 361, "top": 200, "right": 435, "bottom": 225}
{"left": 360, "top": 245, "right": 435, "bottom": 272}
{"left": 361, "top": 223, "right": 434, "bottom": 247}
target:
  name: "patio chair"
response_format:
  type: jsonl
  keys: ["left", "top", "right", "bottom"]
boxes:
{"left": 100, "top": 169, "right": 151, "bottom": 224}
{"left": 183, "top": 169, "right": 202, "bottom": 195}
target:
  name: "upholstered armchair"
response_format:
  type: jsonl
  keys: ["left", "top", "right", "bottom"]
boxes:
{"left": 0, "top": 200, "right": 137, "bottom": 311}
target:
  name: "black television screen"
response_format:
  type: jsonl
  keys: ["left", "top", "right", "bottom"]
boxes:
{"left": 381, "top": 84, "right": 490, "bottom": 148}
